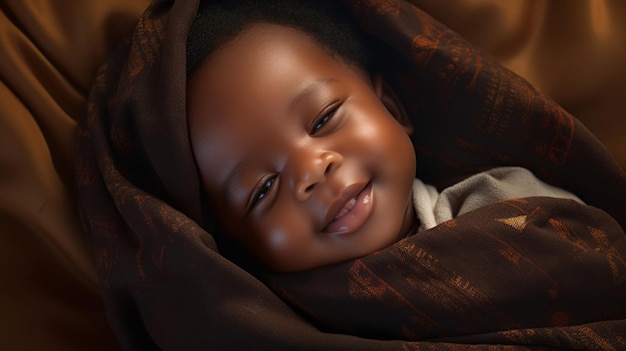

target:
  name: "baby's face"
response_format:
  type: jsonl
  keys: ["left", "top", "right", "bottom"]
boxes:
{"left": 188, "top": 23, "right": 416, "bottom": 272}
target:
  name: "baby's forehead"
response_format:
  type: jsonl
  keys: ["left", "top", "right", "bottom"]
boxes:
{"left": 189, "top": 23, "right": 360, "bottom": 117}
{"left": 192, "top": 22, "right": 365, "bottom": 88}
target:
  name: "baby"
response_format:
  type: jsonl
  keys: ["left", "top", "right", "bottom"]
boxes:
{"left": 186, "top": 0, "right": 581, "bottom": 272}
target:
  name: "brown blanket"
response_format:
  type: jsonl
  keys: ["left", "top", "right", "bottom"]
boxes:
{"left": 75, "top": 0, "right": 626, "bottom": 349}
{"left": 266, "top": 197, "right": 626, "bottom": 345}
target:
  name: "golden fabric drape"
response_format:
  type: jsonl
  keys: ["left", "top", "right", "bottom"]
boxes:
{"left": 1, "top": 0, "right": 149, "bottom": 349}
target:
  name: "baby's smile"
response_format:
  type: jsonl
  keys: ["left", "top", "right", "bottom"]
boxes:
{"left": 323, "top": 181, "right": 374, "bottom": 236}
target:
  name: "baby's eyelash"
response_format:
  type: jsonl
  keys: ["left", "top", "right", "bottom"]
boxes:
{"left": 249, "top": 174, "right": 277, "bottom": 210}
{"left": 310, "top": 104, "right": 340, "bottom": 134}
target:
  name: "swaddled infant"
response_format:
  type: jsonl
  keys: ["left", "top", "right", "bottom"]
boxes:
{"left": 186, "top": 0, "right": 582, "bottom": 272}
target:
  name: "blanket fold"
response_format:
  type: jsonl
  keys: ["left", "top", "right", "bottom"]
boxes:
{"left": 265, "top": 196, "right": 626, "bottom": 347}
{"left": 76, "top": 0, "right": 626, "bottom": 349}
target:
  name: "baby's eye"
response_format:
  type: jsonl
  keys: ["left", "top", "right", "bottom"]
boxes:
{"left": 249, "top": 174, "right": 278, "bottom": 209}
{"left": 310, "top": 104, "right": 339, "bottom": 135}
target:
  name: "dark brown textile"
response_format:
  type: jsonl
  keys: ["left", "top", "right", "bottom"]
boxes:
{"left": 267, "top": 197, "right": 626, "bottom": 345}
{"left": 76, "top": 0, "right": 626, "bottom": 349}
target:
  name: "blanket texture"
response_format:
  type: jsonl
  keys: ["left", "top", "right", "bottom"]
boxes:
{"left": 76, "top": 0, "right": 626, "bottom": 349}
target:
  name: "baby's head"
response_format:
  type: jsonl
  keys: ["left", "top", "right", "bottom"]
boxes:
{"left": 186, "top": 0, "right": 417, "bottom": 272}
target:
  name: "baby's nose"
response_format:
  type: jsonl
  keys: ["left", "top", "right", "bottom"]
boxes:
{"left": 294, "top": 151, "right": 342, "bottom": 202}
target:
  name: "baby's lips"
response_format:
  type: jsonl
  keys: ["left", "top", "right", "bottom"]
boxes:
{"left": 322, "top": 181, "right": 367, "bottom": 230}
{"left": 324, "top": 182, "right": 373, "bottom": 236}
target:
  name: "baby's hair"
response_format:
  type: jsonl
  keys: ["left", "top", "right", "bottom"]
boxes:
{"left": 186, "top": 0, "right": 375, "bottom": 79}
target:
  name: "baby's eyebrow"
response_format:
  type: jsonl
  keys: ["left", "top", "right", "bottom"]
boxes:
{"left": 288, "top": 78, "right": 338, "bottom": 113}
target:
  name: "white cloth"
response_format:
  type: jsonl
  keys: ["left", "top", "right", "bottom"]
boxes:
{"left": 412, "top": 166, "right": 583, "bottom": 231}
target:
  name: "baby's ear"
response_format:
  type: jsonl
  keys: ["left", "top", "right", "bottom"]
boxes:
{"left": 373, "top": 73, "right": 413, "bottom": 135}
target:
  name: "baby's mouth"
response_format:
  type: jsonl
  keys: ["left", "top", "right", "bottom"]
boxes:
{"left": 322, "top": 181, "right": 374, "bottom": 236}
{"left": 334, "top": 197, "right": 358, "bottom": 221}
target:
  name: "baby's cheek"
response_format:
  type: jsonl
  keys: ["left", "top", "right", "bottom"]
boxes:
{"left": 264, "top": 227, "right": 290, "bottom": 252}
{"left": 258, "top": 225, "right": 318, "bottom": 272}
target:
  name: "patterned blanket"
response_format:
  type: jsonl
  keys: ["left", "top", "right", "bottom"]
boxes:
{"left": 76, "top": 0, "right": 626, "bottom": 349}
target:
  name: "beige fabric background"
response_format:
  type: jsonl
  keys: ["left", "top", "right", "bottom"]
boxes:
{"left": 1, "top": 0, "right": 624, "bottom": 349}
